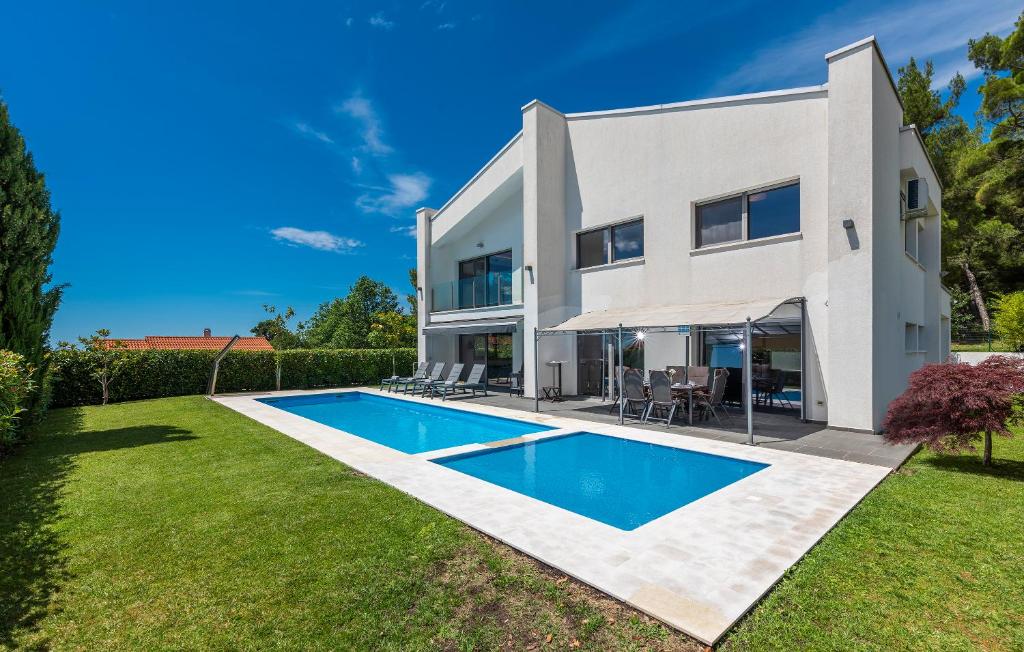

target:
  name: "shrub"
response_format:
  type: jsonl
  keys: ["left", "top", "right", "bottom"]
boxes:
{"left": 49, "top": 348, "right": 416, "bottom": 407}
{"left": 993, "top": 291, "right": 1024, "bottom": 352}
{"left": 883, "top": 356, "right": 1024, "bottom": 465}
{"left": 0, "top": 350, "right": 34, "bottom": 452}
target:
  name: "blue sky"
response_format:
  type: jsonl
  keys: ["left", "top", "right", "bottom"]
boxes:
{"left": 2, "top": 0, "right": 1017, "bottom": 344}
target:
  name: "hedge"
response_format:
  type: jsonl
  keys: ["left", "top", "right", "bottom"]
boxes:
{"left": 1, "top": 350, "right": 34, "bottom": 452}
{"left": 49, "top": 348, "right": 417, "bottom": 407}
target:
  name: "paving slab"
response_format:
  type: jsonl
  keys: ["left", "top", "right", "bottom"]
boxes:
{"left": 214, "top": 388, "right": 893, "bottom": 645}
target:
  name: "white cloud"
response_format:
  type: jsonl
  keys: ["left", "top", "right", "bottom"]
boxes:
{"left": 350, "top": 156, "right": 363, "bottom": 174}
{"left": 335, "top": 94, "right": 393, "bottom": 156}
{"left": 292, "top": 121, "right": 333, "bottom": 144}
{"left": 389, "top": 224, "right": 417, "bottom": 237}
{"left": 708, "top": 0, "right": 1021, "bottom": 95}
{"left": 357, "top": 172, "right": 432, "bottom": 216}
{"left": 436, "top": 22, "right": 456, "bottom": 30}
{"left": 368, "top": 12, "right": 395, "bottom": 29}
{"left": 345, "top": 17, "right": 353, "bottom": 27}
{"left": 271, "top": 227, "right": 363, "bottom": 253}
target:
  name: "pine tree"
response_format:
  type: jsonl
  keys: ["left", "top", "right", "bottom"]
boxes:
{"left": 0, "top": 98, "right": 64, "bottom": 419}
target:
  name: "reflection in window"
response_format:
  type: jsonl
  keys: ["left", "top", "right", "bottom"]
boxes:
{"left": 748, "top": 183, "right": 800, "bottom": 240}
{"left": 612, "top": 220, "right": 644, "bottom": 261}
{"left": 695, "top": 182, "right": 800, "bottom": 248}
{"left": 696, "top": 196, "right": 742, "bottom": 247}
{"left": 576, "top": 219, "right": 644, "bottom": 269}
{"left": 458, "top": 249, "right": 514, "bottom": 309}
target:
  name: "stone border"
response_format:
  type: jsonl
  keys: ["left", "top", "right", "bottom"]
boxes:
{"left": 213, "top": 388, "right": 890, "bottom": 645}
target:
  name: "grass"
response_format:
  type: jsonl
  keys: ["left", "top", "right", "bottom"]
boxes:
{"left": 2, "top": 397, "right": 1022, "bottom": 650}
{"left": 0, "top": 397, "right": 697, "bottom": 651}
{"left": 723, "top": 431, "right": 1024, "bottom": 651}
{"left": 951, "top": 340, "right": 1016, "bottom": 352}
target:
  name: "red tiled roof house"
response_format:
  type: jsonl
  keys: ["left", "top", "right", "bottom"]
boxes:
{"left": 105, "top": 328, "right": 273, "bottom": 351}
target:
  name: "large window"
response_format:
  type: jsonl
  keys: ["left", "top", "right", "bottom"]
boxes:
{"left": 576, "top": 218, "right": 644, "bottom": 269}
{"left": 695, "top": 182, "right": 800, "bottom": 248}
{"left": 458, "top": 249, "right": 514, "bottom": 309}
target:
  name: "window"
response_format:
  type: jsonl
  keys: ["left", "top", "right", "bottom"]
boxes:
{"left": 905, "top": 217, "right": 923, "bottom": 262}
{"left": 458, "top": 249, "right": 514, "bottom": 309}
{"left": 696, "top": 196, "right": 742, "bottom": 247}
{"left": 695, "top": 182, "right": 800, "bottom": 248}
{"left": 576, "top": 218, "right": 644, "bottom": 269}
{"left": 576, "top": 228, "right": 609, "bottom": 269}
{"left": 905, "top": 323, "right": 926, "bottom": 353}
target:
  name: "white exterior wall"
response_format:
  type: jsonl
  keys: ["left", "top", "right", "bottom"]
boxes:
{"left": 418, "top": 37, "right": 945, "bottom": 432}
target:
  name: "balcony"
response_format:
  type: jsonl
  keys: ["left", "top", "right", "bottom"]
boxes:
{"left": 431, "top": 269, "right": 523, "bottom": 313}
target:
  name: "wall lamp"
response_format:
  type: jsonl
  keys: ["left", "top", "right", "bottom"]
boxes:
{"left": 842, "top": 219, "right": 855, "bottom": 229}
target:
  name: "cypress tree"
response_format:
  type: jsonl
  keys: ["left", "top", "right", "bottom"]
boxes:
{"left": 0, "top": 98, "right": 64, "bottom": 419}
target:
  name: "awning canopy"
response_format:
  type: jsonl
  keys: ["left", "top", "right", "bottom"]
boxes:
{"left": 422, "top": 317, "right": 520, "bottom": 335}
{"left": 542, "top": 297, "right": 800, "bottom": 332}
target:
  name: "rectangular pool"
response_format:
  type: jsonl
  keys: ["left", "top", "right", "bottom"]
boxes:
{"left": 258, "top": 392, "right": 552, "bottom": 454}
{"left": 433, "top": 432, "right": 769, "bottom": 530}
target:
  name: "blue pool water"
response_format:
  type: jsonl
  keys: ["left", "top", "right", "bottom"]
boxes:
{"left": 259, "top": 392, "right": 552, "bottom": 454}
{"left": 434, "top": 433, "right": 769, "bottom": 530}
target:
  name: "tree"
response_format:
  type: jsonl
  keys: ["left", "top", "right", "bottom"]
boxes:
{"left": 366, "top": 311, "right": 416, "bottom": 349}
{"left": 406, "top": 268, "right": 418, "bottom": 321}
{"left": 948, "top": 12, "right": 1024, "bottom": 327}
{"left": 992, "top": 291, "right": 1024, "bottom": 351}
{"left": 251, "top": 305, "right": 301, "bottom": 349}
{"left": 0, "top": 99, "right": 64, "bottom": 418}
{"left": 303, "top": 276, "right": 400, "bottom": 349}
{"left": 883, "top": 357, "right": 1024, "bottom": 466}
{"left": 70, "top": 329, "right": 126, "bottom": 406}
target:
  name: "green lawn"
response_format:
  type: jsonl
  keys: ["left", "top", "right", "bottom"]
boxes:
{"left": 724, "top": 432, "right": 1024, "bottom": 651}
{"left": 0, "top": 397, "right": 697, "bottom": 651}
{"left": 2, "top": 397, "right": 1022, "bottom": 651}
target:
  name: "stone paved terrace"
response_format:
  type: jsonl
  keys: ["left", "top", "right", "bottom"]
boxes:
{"left": 215, "top": 387, "right": 899, "bottom": 644}
{"left": 424, "top": 389, "right": 917, "bottom": 469}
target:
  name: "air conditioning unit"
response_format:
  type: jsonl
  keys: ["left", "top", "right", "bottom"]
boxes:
{"left": 905, "top": 178, "right": 928, "bottom": 217}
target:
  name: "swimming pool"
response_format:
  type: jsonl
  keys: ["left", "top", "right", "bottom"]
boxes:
{"left": 258, "top": 392, "right": 552, "bottom": 454}
{"left": 434, "top": 432, "right": 769, "bottom": 530}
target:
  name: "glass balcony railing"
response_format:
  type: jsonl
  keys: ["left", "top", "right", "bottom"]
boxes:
{"left": 431, "top": 269, "right": 523, "bottom": 312}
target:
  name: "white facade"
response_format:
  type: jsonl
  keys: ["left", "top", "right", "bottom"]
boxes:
{"left": 417, "top": 37, "right": 949, "bottom": 433}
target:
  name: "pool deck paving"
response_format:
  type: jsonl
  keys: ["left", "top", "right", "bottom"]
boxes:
{"left": 214, "top": 388, "right": 901, "bottom": 645}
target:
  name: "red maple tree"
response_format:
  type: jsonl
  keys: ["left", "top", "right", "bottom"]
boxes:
{"left": 883, "top": 356, "right": 1024, "bottom": 465}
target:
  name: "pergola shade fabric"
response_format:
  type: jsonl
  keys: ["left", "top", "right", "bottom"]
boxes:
{"left": 543, "top": 297, "right": 799, "bottom": 332}
{"left": 422, "top": 318, "right": 520, "bottom": 335}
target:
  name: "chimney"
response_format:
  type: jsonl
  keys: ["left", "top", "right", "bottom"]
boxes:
{"left": 203, "top": 328, "right": 212, "bottom": 338}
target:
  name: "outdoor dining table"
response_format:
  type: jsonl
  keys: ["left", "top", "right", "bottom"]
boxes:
{"left": 643, "top": 382, "right": 708, "bottom": 425}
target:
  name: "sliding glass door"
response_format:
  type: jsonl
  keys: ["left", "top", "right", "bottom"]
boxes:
{"left": 458, "top": 333, "right": 514, "bottom": 385}
{"left": 458, "top": 250, "right": 513, "bottom": 309}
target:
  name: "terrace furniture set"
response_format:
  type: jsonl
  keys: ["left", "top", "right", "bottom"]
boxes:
{"left": 610, "top": 366, "right": 731, "bottom": 427}
{"left": 380, "top": 361, "right": 488, "bottom": 400}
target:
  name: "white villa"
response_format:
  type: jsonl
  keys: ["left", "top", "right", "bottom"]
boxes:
{"left": 415, "top": 36, "right": 951, "bottom": 434}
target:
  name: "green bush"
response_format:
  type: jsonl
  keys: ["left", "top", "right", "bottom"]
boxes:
{"left": 0, "top": 350, "right": 34, "bottom": 452}
{"left": 49, "top": 348, "right": 417, "bottom": 407}
{"left": 993, "top": 291, "right": 1024, "bottom": 352}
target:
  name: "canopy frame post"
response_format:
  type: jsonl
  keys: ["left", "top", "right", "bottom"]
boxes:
{"left": 744, "top": 317, "right": 754, "bottom": 445}
{"left": 617, "top": 324, "right": 624, "bottom": 425}
{"left": 800, "top": 298, "right": 807, "bottom": 423}
{"left": 533, "top": 326, "right": 539, "bottom": 413}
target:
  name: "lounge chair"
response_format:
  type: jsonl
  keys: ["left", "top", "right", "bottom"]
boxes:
{"left": 621, "top": 368, "right": 649, "bottom": 420}
{"left": 381, "top": 361, "right": 427, "bottom": 392}
{"left": 644, "top": 370, "right": 679, "bottom": 426}
{"left": 432, "top": 363, "right": 487, "bottom": 400}
{"left": 401, "top": 362, "right": 445, "bottom": 394}
{"left": 420, "top": 363, "right": 464, "bottom": 397}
